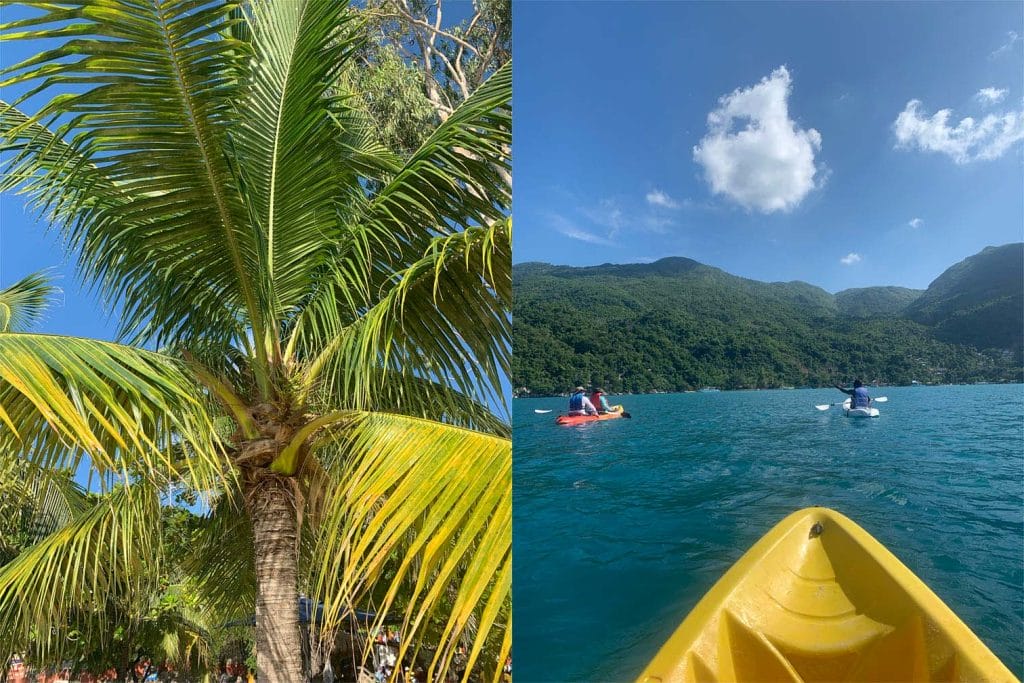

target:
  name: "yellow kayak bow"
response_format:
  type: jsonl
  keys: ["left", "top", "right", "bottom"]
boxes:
{"left": 638, "top": 507, "right": 1017, "bottom": 682}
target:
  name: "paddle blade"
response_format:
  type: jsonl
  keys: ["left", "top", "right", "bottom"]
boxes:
{"left": 874, "top": 397, "right": 888, "bottom": 402}
{"left": 622, "top": 412, "right": 632, "bottom": 419}
{"left": 815, "top": 404, "right": 831, "bottom": 411}
{"left": 533, "top": 409, "right": 552, "bottom": 414}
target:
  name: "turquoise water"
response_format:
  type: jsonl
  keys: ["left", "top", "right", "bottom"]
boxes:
{"left": 512, "top": 385, "right": 1023, "bottom": 681}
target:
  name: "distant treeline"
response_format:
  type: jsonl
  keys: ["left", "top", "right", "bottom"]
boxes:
{"left": 513, "top": 244, "right": 1023, "bottom": 396}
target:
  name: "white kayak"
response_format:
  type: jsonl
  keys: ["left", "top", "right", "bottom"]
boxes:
{"left": 843, "top": 398, "right": 879, "bottom": 418}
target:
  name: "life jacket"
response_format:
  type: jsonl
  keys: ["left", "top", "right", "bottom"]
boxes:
{"left": 853, "top": 386, "right": 870, "bottom": 407}
{"left": 590, "top": 393, "right": 605, "bottom": 410}
{"left": 568, "top": 392, "right": 584, "bottom": 411}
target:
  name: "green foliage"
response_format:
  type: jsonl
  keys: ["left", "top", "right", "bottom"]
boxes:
{"left": 513, "top": 252, "right": 1023, "bottom": 396}
{"left": 835, "top": 286, "right": 923, "bottom": 318}
{"left": 343, "top": 44, "right": 440, "bottom": 158}
{"left": 0, "top": 270, "right": 57, "bottom": 332}
{"left": 905, "top": 243, "right": 1023, "bottom": 354}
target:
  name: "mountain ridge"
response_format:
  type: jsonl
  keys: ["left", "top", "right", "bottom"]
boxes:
{"left": 512, "top": 244, "right": 1022, "bottom": 395}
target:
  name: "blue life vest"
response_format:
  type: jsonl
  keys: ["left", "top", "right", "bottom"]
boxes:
{"left": 853, "top": 386, "right": 870, "bottom": 407}
{"left": 568, "top": 392, "right": 584, "bottom": 411}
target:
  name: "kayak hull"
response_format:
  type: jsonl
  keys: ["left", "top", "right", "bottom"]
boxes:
{"left": 843, "top": 399, "right": 879, "bottom": 418}
{"left": 637, "top": 507, "right": 1015, "bottom": 682}
{"left": 555, "top": 412, "right": 624, "bottom": 426}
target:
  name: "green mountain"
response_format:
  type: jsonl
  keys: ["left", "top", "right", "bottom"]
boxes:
{"left": 835, "top": 286, "right": 923, "bottom": 317}
{"left": 904, "top": 243, "right": 1023, "bottom": 353}
{"left": 513, "top": 246, "right": 1022, "bottom": 396}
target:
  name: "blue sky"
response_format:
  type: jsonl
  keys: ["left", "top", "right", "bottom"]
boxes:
{"left": 514, "top": 2, "right": 1024, "bottom": 293}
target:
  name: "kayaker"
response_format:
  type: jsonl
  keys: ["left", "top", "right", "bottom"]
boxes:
{"left": 568, "top": 386, "right": 598, "bottom": 416}
{"left": 590, "top": 388, "right": 622, "bottom": 414}
{"left": 834, "top": 379, "right": 871, "bottom": 408}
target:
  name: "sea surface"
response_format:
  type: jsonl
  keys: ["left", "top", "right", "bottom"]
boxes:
{"left": 512, "top": 385, "right": 1024, "bottom": 682}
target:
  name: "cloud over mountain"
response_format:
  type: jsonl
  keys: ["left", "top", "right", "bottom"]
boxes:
{"left": 693, "top": 66, "right": 822, "bottom": 213}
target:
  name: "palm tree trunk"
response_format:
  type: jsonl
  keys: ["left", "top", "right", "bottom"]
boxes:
{"left": 248, "top": 475, "right": 305, "bottom": 682}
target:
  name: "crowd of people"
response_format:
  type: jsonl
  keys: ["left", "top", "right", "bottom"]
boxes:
{"left": 4, "top": 655, "right": 251, "bottom": 683}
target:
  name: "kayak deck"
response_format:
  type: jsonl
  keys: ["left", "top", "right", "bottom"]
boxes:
{"left": 637, "top": 507, "right": 1015, "bottom": 682}
{"left": 555, "top": 412, "right": 624, "bottom": 425}
{"left": 843, "top": 399, "right": 879, "bottom": 418}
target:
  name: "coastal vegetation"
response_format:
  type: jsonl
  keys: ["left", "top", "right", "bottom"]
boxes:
{"left": 513, "top": 244, "right": 1022, "bottom": 395}
{"left": 0, "top": 0, "right": 510, "bottom": 680}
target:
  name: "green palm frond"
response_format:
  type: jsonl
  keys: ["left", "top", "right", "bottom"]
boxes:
{"left": 300, "top": 219, "right": 511, "bottom": 420}
{"left": 0, "top": 269, "right": 57, "bottom": 332}
{"left": 306, "top": 412, "right": 510, "bottom": 680}
{"left": 1, "top": 0, "right": 270, "bottom": 368}
{"left": 231, "top": 0, "right": 366, "bottom": 328}
{"left": 0, "top": 333, "right": 225, "bottom": 491}
{"left": 363, "top": 59, "right": 511, "bottom": 246}
{"left": 297, "top": 61, "right": 511, "bottom": 353}
{"left": 0, "top": 484, "right": 163, "bottom": 659}
{"left": 360, "top": 370, "right": 511, "bottom": 438}
{"left": 184, "top": 491, "right": 257, "bottom": 626}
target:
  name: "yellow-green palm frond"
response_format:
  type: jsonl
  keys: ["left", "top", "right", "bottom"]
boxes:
{"left": 357, "top": 371, "right": 511, "bottom": 438}
{"left": 0, "top": 334, "right": 226, "bottom": 491}
{"left": 0, "top": 483, "right": 163, "bottom": 660}
{"left": 0, "top": 269, "right": 58, "bottom": 332}
{"left": 306, "top": 412, "right": 510, "bottom": 681}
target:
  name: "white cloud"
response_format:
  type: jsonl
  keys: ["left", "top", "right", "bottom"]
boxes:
{"left": 975, "top": 87, "right": 1008, "bottom": 106}
{"left": 639, "top": 214, "right": 675, "bottom": 233}
{"left": 990, "top": 31, "right": 1021, "bottom": 59}
{"left": 581, "top": 199, "right": 625, "bottom": 238}
{"left": 550, "top": 214, "right": 615, "bottom": 246}
{"left": 908, "top": 217, "right": 923, "bottom": 229}
{"left": 893, "top": 99, "right": 1024, "bottom": 163}
{"left": 840, "top": 252, "right": 862, "bottom": 265}
{"left": 693, "top": 66, "right": 823, "bottom": 213}
{"left": 646, "top": 189, "right": 681, "bottom": 209}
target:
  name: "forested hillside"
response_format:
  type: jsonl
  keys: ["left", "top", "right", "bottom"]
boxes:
{"left": 513, "top": 245, "right": 1023, "bottom": 395}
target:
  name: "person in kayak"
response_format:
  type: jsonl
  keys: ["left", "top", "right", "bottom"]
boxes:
{"left": 834, "top": 379, "right": 871, "bottom": 408}
{"left": 568, "top": 386, "right": 599, "bottom": 416}
{"left": 590, "top": 388, "right": 622, "bottom": 414}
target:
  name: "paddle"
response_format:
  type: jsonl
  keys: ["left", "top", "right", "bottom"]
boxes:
{"left": 815, "top": 396, "right": 888, "bottom": 410}
{"left": 533, "top": 409, "right": 552, "bottom": 414}
{"left": 621, "top": 411, "right": 632, "bottom": 419}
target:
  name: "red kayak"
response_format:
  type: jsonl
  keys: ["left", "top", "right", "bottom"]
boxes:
{"left": 555, "top": 412, "right": 626, "bottom": 426}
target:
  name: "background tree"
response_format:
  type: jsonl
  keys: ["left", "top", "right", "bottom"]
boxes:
{"left": 0, "top": 1, "right": 511, "bottom": 681}
{"left": 347, "top": 0, "right": 511, "bottom": 160}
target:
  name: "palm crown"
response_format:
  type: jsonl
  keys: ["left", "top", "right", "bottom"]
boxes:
{"left": 0, "top": 0, "right": 510, "bottom": 679}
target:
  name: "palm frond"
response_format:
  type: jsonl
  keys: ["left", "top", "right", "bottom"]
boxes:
{"left": 299, "top": 219, "right": 511, "bottom": 421}
{"left": 305, "top": 412, "right": 510, "bottom": 680}
{"left": 0, "top": 269, "right": 58, "bottom": 332}
{"left": 0, "top": 333, "right": 226, "bottom": 492}
{"left": 293, "top": 61, "right": 511, "bottom": 354}
{"left": 1, "top": 0, "right": 271, "bottom": 375}
{"left": 183, "top": 490, "right": 257, "bottom": 627}
{"left": 0, "top": 483, "right": 163, "bottom": 660}
{"left": 231, "top": 0, "right": 370, "bottom": 331}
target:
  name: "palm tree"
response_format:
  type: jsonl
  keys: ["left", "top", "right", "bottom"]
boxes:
{"left": 0, "top": 1, "right": 511, "bottom": 680}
